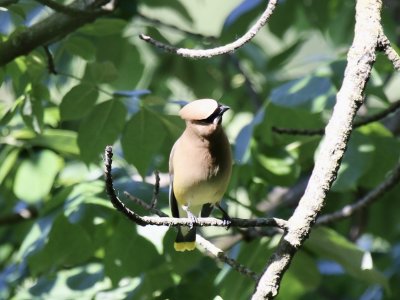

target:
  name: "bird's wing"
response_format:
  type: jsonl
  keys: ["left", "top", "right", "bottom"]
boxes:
{"left": 169, "top": 142, "right": 180, "bottom": 218}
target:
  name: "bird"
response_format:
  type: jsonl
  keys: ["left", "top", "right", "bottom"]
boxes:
{"left": 169, "top": 98, "right": 232, "bottom": 252}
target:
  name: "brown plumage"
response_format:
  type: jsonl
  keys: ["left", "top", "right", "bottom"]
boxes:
{"left": 169, "top": 99, "right": 232, "bottom": 251}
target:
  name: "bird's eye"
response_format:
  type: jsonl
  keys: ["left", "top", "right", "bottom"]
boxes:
{"left": 197, "top": 107, "right": 221, "bottom": 124}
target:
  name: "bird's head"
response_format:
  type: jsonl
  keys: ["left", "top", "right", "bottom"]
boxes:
{"left": 179, "top": 99, "right": 230, "bottom": 138}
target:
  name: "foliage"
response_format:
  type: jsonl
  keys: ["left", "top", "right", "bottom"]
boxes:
{"left": 1, "top": 0, "right": 400, "bottom": 299}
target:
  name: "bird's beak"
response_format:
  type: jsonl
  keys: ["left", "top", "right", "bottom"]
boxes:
{"left": 213, "top": 105, "right": 230, "bottom": 124}
{"left": 219, "top": 105, "right": 230, "bottom": 115}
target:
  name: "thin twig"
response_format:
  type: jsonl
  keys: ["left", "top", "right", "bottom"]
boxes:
{"left": 196, "top": 234, "right": 260, "bottom": 281}
{"left": 43, "top": 45, "right": 57, "bottom": 74}
{"left": 124, "top": 191, "right": 168, "bottom": 217}
{"left": 0, "top": 207, "right": 38, "bottom": 226}
{"left": 150, "top": 170, "right": 160, "bottom": 208}
{"left": 378, "top": 33, "right": 400, "bottom": 71}
{"left": 139, "top": 0, "right": 278, "bottom": 59}
{"left": 104, "top": 146, "right": 287, "bottom": 229}
{"left": 317, "top": 161, "right": 400, "bottom": 225}
{"left": 272, "top": 99, "right": 400, "bottom": 135}
{"left": 124, "top": 187, "right": 260, "bottom": 281}
{"left": 137, "top": 11, "right": 216, "bottom": 42}
{"left": 57, "top": 71, "right": 114, "bottom": 97}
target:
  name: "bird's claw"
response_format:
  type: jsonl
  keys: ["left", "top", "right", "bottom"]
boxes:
{"left": 183, "top": 206, "right": 198, "bottom": 229}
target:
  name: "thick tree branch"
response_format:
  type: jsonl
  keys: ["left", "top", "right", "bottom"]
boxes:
{"left": 0, "top": 0, "right": 110, "bottom": 67}
{"left": 35, "top": 0, "right": 103, "bottom": 16}
{"left": 104, "top": 146, "right": 287, "bottom": 229}
{"left": 139, "top": 0, "right": 278, "bottom": 59}
{"left": 252, "top": 0, "right": 383, "bottom": 299}
{"left": 317, "top": 161, "right": 400, "bottom": 225}
{"left": 272, "top": 98, "right": 400, "bottom": 135}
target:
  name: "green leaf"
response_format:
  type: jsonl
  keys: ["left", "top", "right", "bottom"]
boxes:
{"left": 64, "top": 36, "right": 96, "bottom": 61}
{"left": 28, "top": 215, "right": 95, "bottom": 275}
{"left": 159, "top": 258, "right": 219, "bottom": 300}
{"left": 277, "top": 251, "right": 321, "bottom": 299}
{"left": 0, "top": 96, "right": 24, "bottom": 126}
{"left": 305, "top": 227, "right": 389, "bottom": 289}
{"left": 78, "top": 99, "right": 127, "bottom": 163}
{"left": 253, "top": 145, "right": 301, "bottom": 186}
{"left": 220, "top": 239, "right": 274, "bottom": 300}
{"left": 332, "top": 131, "right": 374, "bottom": 191}
{"left": 11, "top": 129, "right": 79, "bottom": 156}
{"left": 143, "top": 0, "right": 193, "bottom": 23}
{"left": 79, "top": 19, "right": 127, "bottom": 36}
{"left": 60, "top": 84, "right": 99, "bottom": 121}
{"left": 267, "top": 38, "right": 305, "bottom": 70}
{"left": 104, "top": 219, "right": 162, "bottom": 285}
{"left": 121, "top": 107, "right": 167, "bottom": 177}
{"left": 0, "top": 147, "right": 20, "bottom": 185}
{"left": 255, "top": 103, "right": 324, "bottom": 145}
{"left": 84, "top": 61, "right": 119, "bottom": 84}
{"left": 21, "top": 94, "right": 44, "bottom": 133}
{"left": 270, "top": 76, "right": 336, "bottom": 113}
{"left": 357, "top": 124, "right": 400, "bottom": 188}
{"left": 13, "top": 150, "right": 63, "bottom": 203}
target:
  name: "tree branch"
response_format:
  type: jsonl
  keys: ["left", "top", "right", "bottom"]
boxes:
{"left": 272, "top": 98, "right": 400, "bottom": 135}
{"left": 317, "top": 161, "right": 400, "bottom": 225}
{"left": 0, "top": 207, "right": 38, "bottom": 226}
{"left": 104, "top": 146, "right": 287, "bottom": 229}
{"left": 252, "top": 0, "right": 383, "bottom": 298}
{"left": 122, "top": 178, "right": 260, "bottom": 281}
{"left": 0, "top": 0, "right": 111, "bottom": 67}
{"left": 35, "top": 0, "right": 103, "bottom": 16}
{"left": 137, "top": 11, "right": 216, "bottom": 42}
{"left": 139, "top": 0, "right": 278, "bottom": 59}
{"left": 196, "top": 234, "right": 260, "bottom": 281}
{"left": 378, "top": 33, "right": 400, "bottom": 71}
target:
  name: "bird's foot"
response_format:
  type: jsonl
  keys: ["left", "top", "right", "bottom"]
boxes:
{"left": 183, "top": 206, "right": 198, "bottom": 229}
{"left": 216, "top": 203, "right": 232, "bottom": 229}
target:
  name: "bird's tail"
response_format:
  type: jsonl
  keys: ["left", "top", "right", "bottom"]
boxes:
{"left": 174, "top": 226, "right": 196, "bottom": 251}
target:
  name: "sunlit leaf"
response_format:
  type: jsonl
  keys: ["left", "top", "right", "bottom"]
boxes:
{"left": 13, "top": 149, "right": 63, "bottom": 203}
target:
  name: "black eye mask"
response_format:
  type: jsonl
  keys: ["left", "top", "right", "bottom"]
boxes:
{"left": 198, "top": 105, "right": 230, "bottom": 125}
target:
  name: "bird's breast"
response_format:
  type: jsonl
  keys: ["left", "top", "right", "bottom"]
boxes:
{"left": 172, "top": 136, "right": 231, "bottom": 207}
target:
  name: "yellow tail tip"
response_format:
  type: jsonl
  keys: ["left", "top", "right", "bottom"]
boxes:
{"left": 174, "top": 242, "right": 196, "bottom": 252}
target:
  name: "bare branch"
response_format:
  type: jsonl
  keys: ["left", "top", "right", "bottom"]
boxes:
{"left": 0, "top": 0, "right": 18, "bottom": 7}
{"left": 272, "top": 98, "right": 400, "bottom": 136}
{"left": 317, "top": 161, "right": 400, "bottom": 225}
{"left": 104, "top": 146, "right": 287, "bottom": 229}
{"left": 0, "top": 207, "right": 38, "bottom": 226}
{"left": 35, "top": 0, "right": 102, "bottom": 16}
{"left": 378, "top": 33, "right": 400, "bottom": 71}
{"left": 252, "top": 0, "right": 383, "bottom": 298}
{"left": 43, "top": 46, "right": 57, "bottom": 74}
{"left": 139, "top": 0, "right": 278, "bottom": 59}
{"left": 196, "top": 234, "right": 260, "bottom": 281}
{"left": 150, "top": 170, "right": 160, "bottom": 208}
{"left": 124, "top": 183, "right": 260, "bottom": 281}
{"left": 137, "top": 11, "right": 216, "bottom": 42}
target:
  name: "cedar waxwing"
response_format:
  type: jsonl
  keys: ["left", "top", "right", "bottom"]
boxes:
{"left": 169, "top": 99, "right": 232, "bottom": 252}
